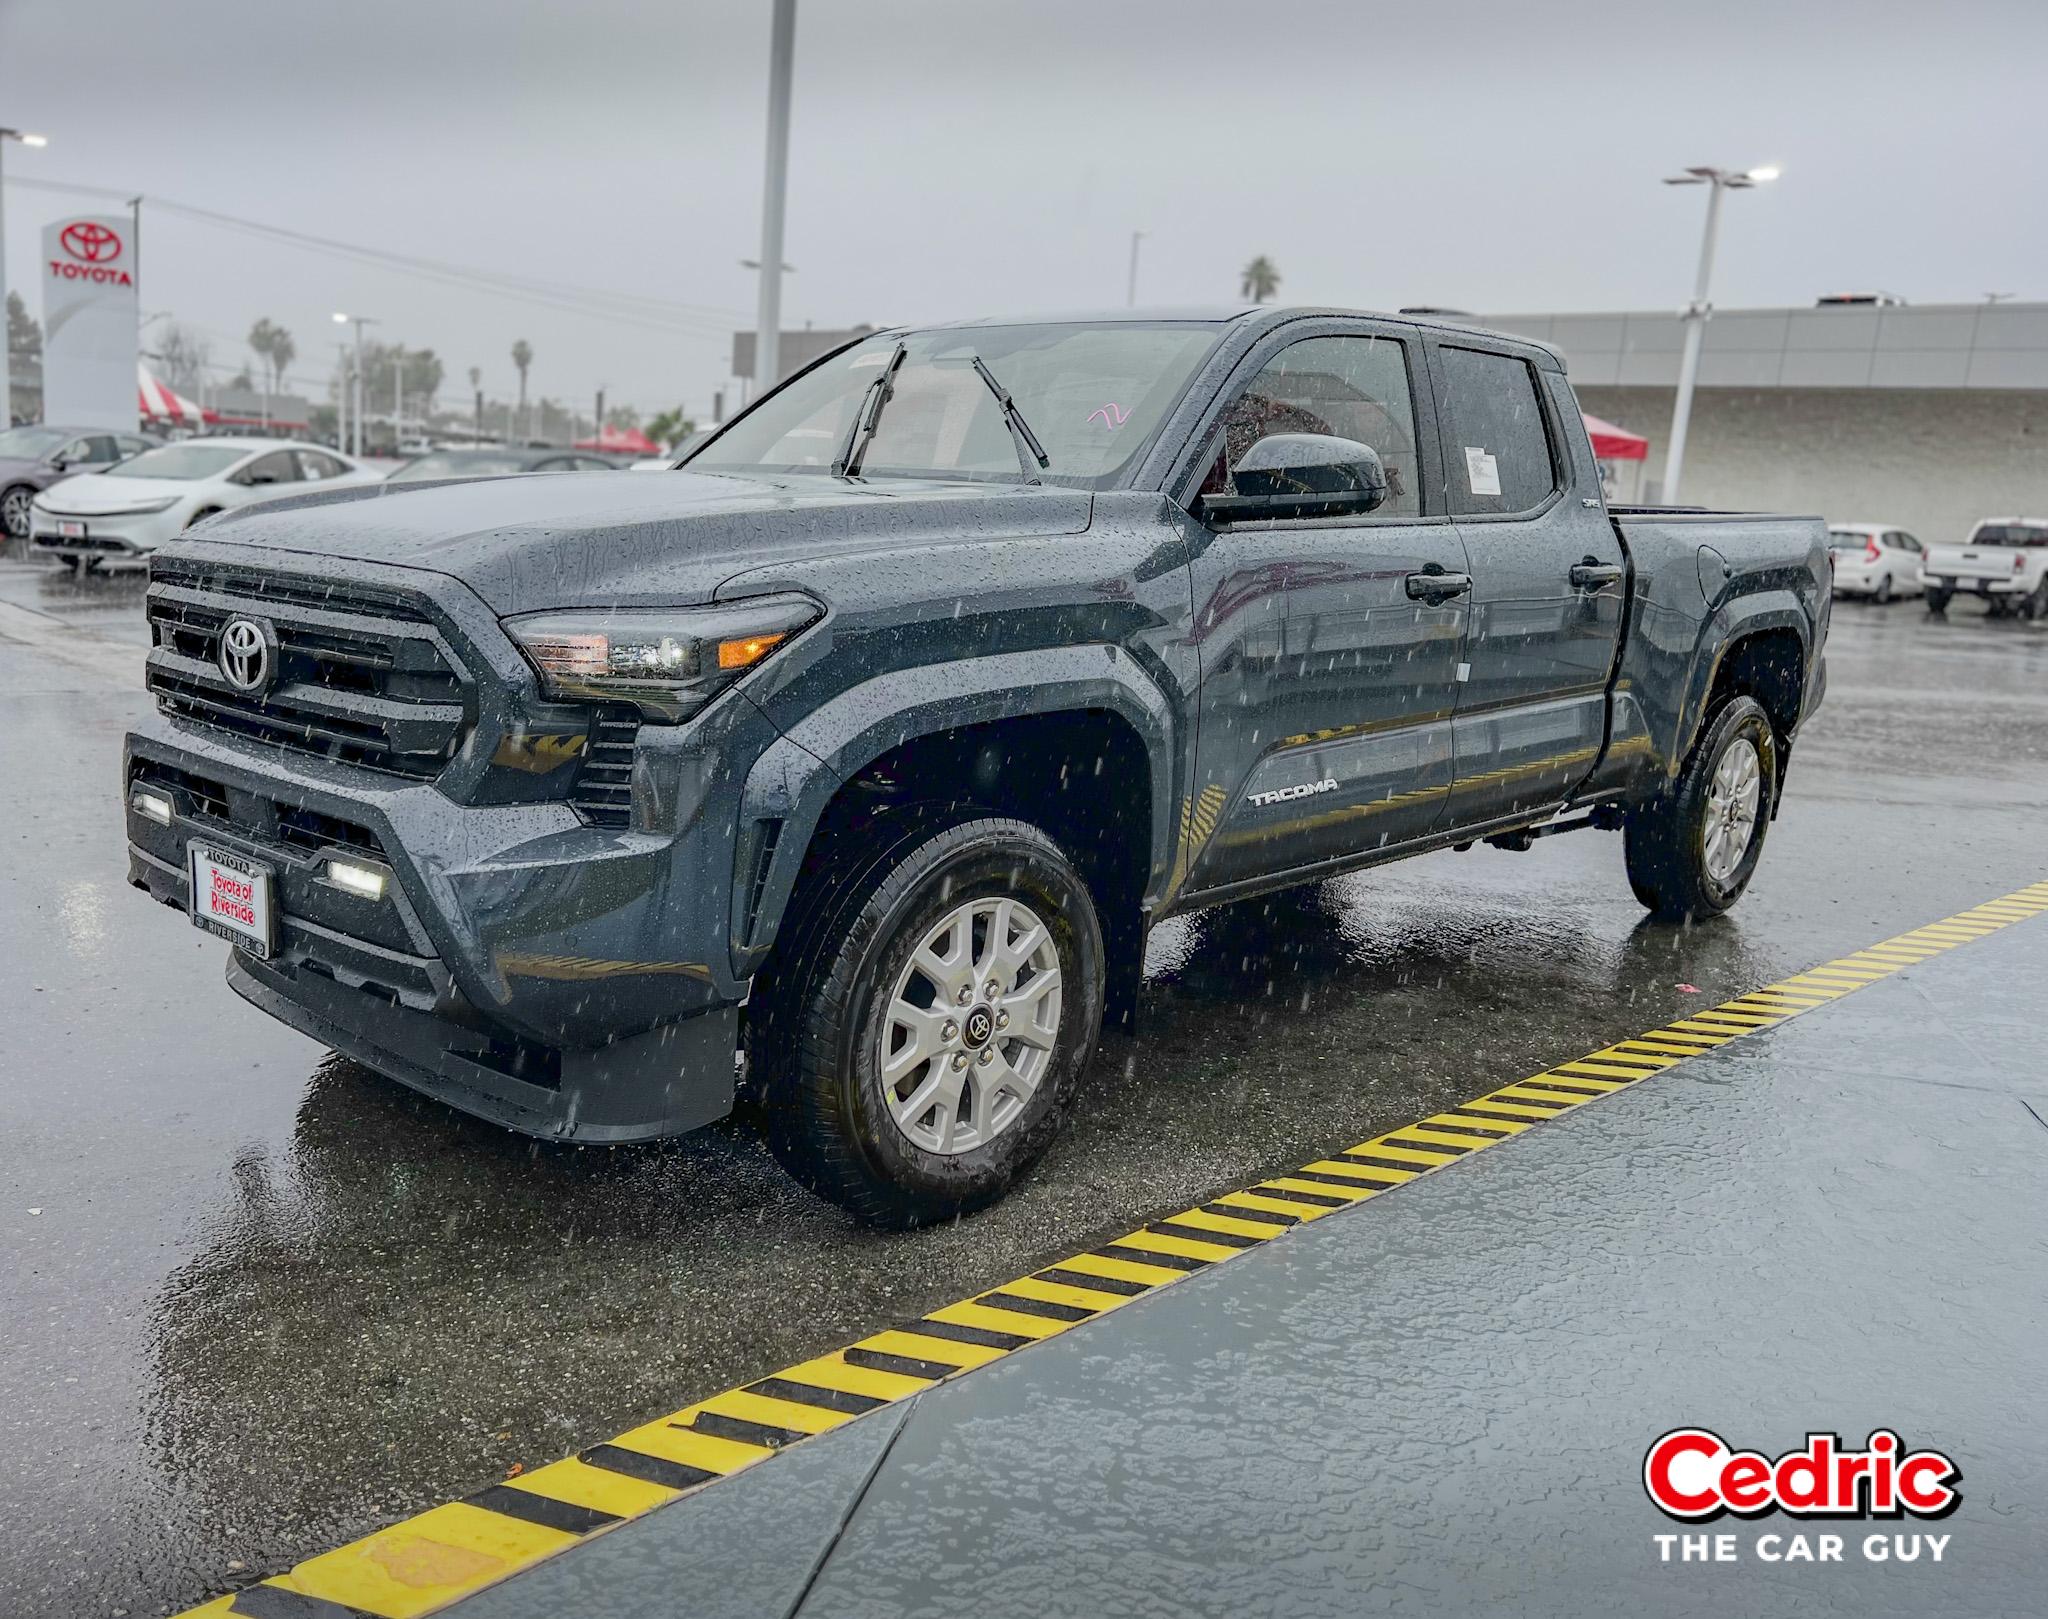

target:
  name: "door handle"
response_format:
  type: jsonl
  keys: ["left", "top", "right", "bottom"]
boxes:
{"left": 1569, "top": 558, "right": 1624, "bottom": 590}
{"left": 1405, "top": 567, "right": 1472, "bottom": 602}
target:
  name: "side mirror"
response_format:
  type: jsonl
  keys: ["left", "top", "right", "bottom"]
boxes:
{"left": 48, "top": 455, "right": 69, "bottom": 472}
{"left": 1200, "top": 433, "right": 1389, "bottom": 524}
{"left": 244, "top": 472, "right": 278, "bottom": 486}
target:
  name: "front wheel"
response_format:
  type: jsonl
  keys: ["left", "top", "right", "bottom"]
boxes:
{"left": 0, "top": 484, "right": 34, "bottom": 541}
{"left": 753, "top": 816, "right": 1105, "bottom": 1228}
{"left": 1624, "top": 695, "right": 1778, "bottom": 922}
{"left": 2024, "top": 581, "right": 2048, "bottom": 622}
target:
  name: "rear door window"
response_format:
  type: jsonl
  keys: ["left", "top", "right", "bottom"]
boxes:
{"left": 1435, "top": 346, "right": 1558, "bottom": 516}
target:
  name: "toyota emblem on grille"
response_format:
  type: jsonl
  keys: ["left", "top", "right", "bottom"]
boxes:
{"left": 217, "top": 616, "right": 276, "bottom": 694}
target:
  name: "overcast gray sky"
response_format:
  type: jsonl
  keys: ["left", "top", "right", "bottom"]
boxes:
{"left": 4, "top": 0, "right": 2042, "bottom": 420}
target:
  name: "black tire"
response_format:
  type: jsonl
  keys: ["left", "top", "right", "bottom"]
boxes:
{"left": 185, "top": 506, "right": 222, "bottom": 531}
{"left": 2024, "top": 581, "right": 2048, "bottom": 622}
{"left": 751, "top": 815, "right": 1104, "bottom": 1229}
{"left": 1874, "top": 574, "right": 1893, "bottom": 604}
{"left": 0, "top": 484, "right": 34, "bottom": 541}
{"left": 1988, "top": 597, "right": 2010, "bottom": 620}
{"left": 1926, "top": 588, "right": 1951, "bottom": 615}
{"left": 1624, "top": 695, "right": 1778, "bottom": 922}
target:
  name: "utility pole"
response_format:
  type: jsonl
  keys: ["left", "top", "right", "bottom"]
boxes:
{"left": 1127, "top": 230, "right": 1146, "bottom": 308}
{"left": 392, "top": 342, "right": 403, "bottom": 445}
{"left": 1660, "top": 164, "right": 1778, "bottom": 504}
{"left": 595, "top": 386, "right": 605, "bottom": 442}
{"left": 753, "top": 0, "right": 797, "bottom": 395}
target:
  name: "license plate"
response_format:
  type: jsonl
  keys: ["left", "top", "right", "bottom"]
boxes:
{"left": 189, "top": 843, "right": 276, "bottom": 958}
{"left": 57, "top": 519, "right": 87, "bottom": 539}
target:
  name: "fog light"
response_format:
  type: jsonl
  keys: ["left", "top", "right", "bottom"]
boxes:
{"left": 131, "top": 789, "right": 173, "bottom": 826}
{"left": 324, "top": 858, "right": 388, "bottom": 900}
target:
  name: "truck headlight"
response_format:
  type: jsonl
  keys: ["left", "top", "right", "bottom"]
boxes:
{"left": 504, "top": 596, "right": 821, "bottom": 721}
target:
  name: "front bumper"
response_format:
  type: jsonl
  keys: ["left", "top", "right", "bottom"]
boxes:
{"left": 123, "top": 701, "right": 766, "bottom": 1142}
{"left": 32, "top": 508, "right": 180, "bottom": 558}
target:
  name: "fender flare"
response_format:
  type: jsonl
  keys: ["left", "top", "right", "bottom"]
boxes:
{"left": 729, "top": 646, "right": 1181, "bottom": 979}
{"left": 1669, "top": 594, "right": 1813, "bottom": 782}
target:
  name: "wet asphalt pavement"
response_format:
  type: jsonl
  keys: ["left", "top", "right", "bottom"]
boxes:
{"left": 3, "top": 556, "right": 2045, "bottom": 1616}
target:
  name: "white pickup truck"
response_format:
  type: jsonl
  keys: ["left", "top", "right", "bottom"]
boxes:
{"left": 1922, "top": 519, "right": 2048, "bottom": 618}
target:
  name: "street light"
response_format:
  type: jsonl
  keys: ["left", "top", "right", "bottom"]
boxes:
{"left": 333, "top": 311, "right": 378, "bottom": 457}
{"left": 753, "top": 0, "right": 797, "bottom": 393}
{"left": 1660, "top": 164, "right": 1780, "bottom": 504}
{"left": 1128, "top": 230, "right": 1147, "bottom": 308}
{"left": 0, "top": 127, "right": 50, "bottom": 429}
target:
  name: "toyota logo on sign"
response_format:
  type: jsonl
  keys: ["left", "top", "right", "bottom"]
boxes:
{"left": 217, "top": 617, "right": 277, "bottom": 695}
{"left": 60, "top": 221, "right": 123, "bottom": 264}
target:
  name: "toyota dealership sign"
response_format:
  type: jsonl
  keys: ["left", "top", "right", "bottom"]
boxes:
{"left": 42, "top": 214, "right": 138, "bottom": 429}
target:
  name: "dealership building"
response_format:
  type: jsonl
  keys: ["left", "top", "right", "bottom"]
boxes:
{"left": 1480, "top": 301, "right": 2048, "bottom": 545}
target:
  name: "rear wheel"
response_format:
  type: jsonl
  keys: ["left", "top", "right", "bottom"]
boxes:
{"left": 1926, "top": 588, "right": 1951, "bottom": 615}
{"left": 1874, "top": 573, "right": 1893, "bottom": 604}
{"left": 1625, "top": 695, "right": 1777, "bottom": 922}
{"left": 751, "top": 815, "right": 1104, "bottom": 1228}
{"left": 2024, "top": 580, "right": 2048, "bottom": 622}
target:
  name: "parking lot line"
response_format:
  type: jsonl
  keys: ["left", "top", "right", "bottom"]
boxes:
{"left": 181, "top": 879, "right": 2048, "bottom": 1618}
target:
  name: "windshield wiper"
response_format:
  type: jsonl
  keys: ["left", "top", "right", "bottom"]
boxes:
{"left": 833, "top": 341, "right": 907, "bottom": 479}
{"left": 967, "top": 355, "right": 1051, "bottom": 482}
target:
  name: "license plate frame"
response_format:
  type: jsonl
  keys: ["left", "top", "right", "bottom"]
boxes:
{"left": 188, "top": 842, "right": 277, "bottom": 959}
{"left": 56, "top": 519, "right": 87, "bottom": 539}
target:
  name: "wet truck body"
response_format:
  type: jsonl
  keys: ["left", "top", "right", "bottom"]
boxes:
{"left": 123, "top": 307, "right": 1829, "bottom": 1222}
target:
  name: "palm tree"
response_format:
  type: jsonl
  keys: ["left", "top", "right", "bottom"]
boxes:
{"left": 511, "top": 340, "right": 533, "bottom": 440}
{"left": 268, "top": 328, "right": 296, "bottom": 396}
{"left": 1239, "top": 256, "right": 1281, "bottom": 304}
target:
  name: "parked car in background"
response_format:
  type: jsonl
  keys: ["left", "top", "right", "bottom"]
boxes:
{"left": 0, "top": 425, "right": 160, "bottom": 540}
{"left": 29, "top": 438, "right": 378, "bottom": 570}
{"left": 386, "top": 446, "right": 629, "bottom": 483}
{"left": 1827, "top": 524, "right": 1925, "bottom": 602}
{"left": 1921, "top": 519, "right": 2048, "bottom": 618}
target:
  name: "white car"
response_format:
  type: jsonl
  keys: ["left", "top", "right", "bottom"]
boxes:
{"left": 1922, "top": 519, "right": 2048, "bottom": 619}
{"left": 29, "top": 438, "right": 380, "bottom": 570}
{"left": 1827, "top": 524, "right": 1926, "bottom": 603}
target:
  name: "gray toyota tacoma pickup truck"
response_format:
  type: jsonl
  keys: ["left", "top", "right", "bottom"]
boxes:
{"left": 123, "top": 307, "right": 1829, "bottom": 1225}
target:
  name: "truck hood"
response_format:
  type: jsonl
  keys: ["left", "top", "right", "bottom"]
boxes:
{"left": 183, "top": 470, "right": 1094, "bottom": 613}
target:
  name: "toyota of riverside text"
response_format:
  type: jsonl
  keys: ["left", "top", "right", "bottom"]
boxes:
{"left": 123, "top": 307, "right": 1829, "bottom": 1227}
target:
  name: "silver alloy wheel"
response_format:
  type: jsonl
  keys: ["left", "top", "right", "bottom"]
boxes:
{"left": 1, "top": 487, "right": 31, "bottom": 540}
{"left": 879, "top": 895, "right": 1063, "bottom": 1156}
{"left": 1702, "top": 736, "right": 1762, "bottom": 885}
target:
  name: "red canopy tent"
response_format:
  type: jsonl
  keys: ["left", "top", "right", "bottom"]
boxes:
{"left": 1582, "top": 412, "right": 1648, "bottom": 461}
{"left": 138, "top": 364, "right": 212, "bottom": 429}
{"left": 575, "top": 423, "right": 660, "bottom": 456}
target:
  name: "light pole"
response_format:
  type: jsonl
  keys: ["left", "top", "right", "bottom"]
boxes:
{"left": 753, "top": 0, "right": 797, "bottom": 395}
{"left": 0, "top": 127, "right": 50, "bottom": 427}
{"left": 332, "top": 312, "right": 377, "bottom": 457}
{"left": 1127, "top": 230, "right": 1146, "bottom": 308}
{"left": 1660, "top": 164, "right": 1778, "bottom": 504}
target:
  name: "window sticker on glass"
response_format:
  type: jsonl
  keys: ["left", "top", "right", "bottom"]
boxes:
{"left": 1464, "top": 446, "right": 1501, "bottom": 497}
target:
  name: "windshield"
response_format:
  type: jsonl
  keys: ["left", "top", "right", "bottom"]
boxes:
{"left": 389, "top": 451, "right": 538, "bottom": 481}
{"left": 0, "top": 426, "right": 73, "bottom": 460}
{"left": 1967, "top": 523, "right": 2048, "bottom": 548}
{"left": 106, "top": 444, "right": 248, "bottom": 481}
{"left": 686, "top": 322, "right": 1224, "bottom": 489}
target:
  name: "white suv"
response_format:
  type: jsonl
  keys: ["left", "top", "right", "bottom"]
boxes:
{"left": 1922, "top": 519, "right": 2048, "bottom": 619}
{"left": 1827, "top": 524, "right": 1925, "bottom": 603}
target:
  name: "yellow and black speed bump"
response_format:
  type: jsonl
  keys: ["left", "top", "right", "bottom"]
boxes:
{"left": 183, "top": 881, "right": 2048, "bottom": 1617}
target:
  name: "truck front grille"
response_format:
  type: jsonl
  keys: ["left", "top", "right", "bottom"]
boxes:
{"left": 569, "top": 706, "right": 639, "bottom": 828}
{"left": 145, "top": 564, "right": 471, "bottom": 780}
